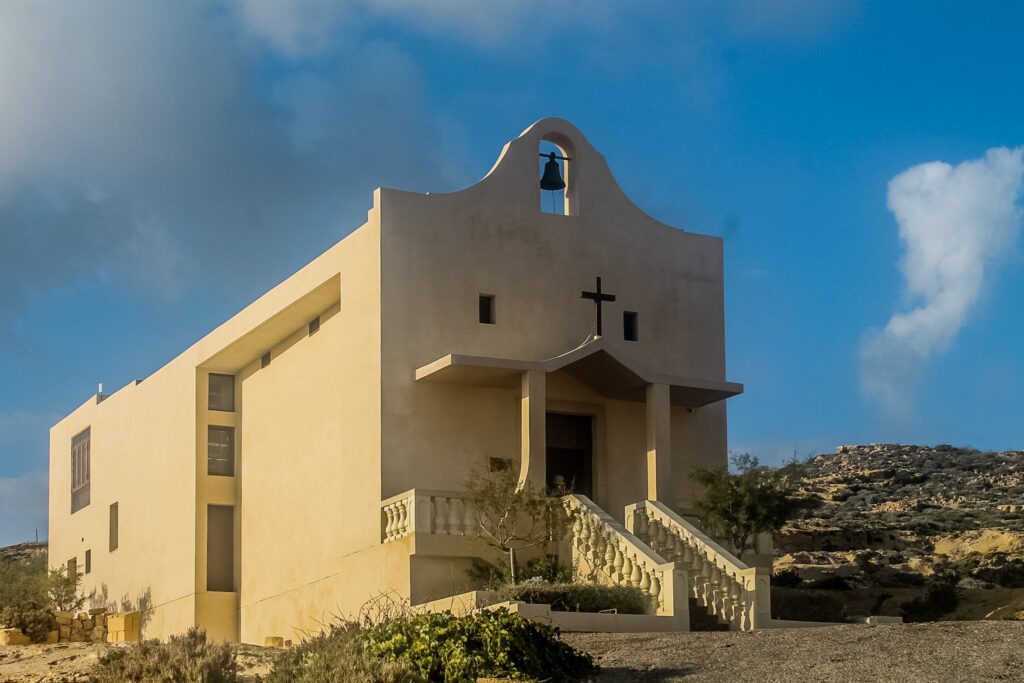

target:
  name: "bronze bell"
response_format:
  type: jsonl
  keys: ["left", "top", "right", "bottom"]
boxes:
{"left": 539, "top": 152, "right": 566, "bottom": 191}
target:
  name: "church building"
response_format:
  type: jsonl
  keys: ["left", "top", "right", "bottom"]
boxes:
{"left": 48, "top": 118, "right": 761, "bottom": 643}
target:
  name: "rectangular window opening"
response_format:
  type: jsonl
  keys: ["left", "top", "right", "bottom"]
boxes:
{"left": 261, "top": 352, "right": 271, "bottom": 368}
{"left": 208, "top": 373, "right": 235, "bottom": 412}
{"left": 624, "top": 311, "right": 639, "bottom": 342}
{"left": 109, "top": 502, "right": 119, "bottom": 552}
{"left": 479, "top": 295, "right": 495, "bottom": 325}
{"left": 67, "top": 557, "right": 77, "bottom": 579}
{"left": 207, "top": 505, "right": 235, "bottom": 592}
{"left": 308, "top": 316, "right": 320, "bottom": 335}
{"left": 84, "top": 549, "right": 91, "bottom": 574}
{"left": 207, "top": 426, "right": 235, "bottom": 477}
{"left": 71, "top": 428, "right": 91, "bottom": 513}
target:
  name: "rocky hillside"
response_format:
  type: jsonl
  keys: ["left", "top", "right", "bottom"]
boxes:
{"left": 777, "top": 444, "right": 1024, "bottom": 593}
{"left": 0, "top": 542, "right": 46, "bottom": 565}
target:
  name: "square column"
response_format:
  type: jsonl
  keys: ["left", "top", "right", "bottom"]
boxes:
{"left": 645, "top": 383, "right": 672, "bottom": 501}
{"left": 519, "top": 370, "right": 546, "bottom": 490}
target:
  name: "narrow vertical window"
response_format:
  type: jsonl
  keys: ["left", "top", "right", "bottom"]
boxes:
{"left": 308, "top": 316, "right": 320, "bottom": 335}
{"left": 71, "top": 428, "right": 91, "bottom": 513}
{"left": 479, "top": 295, "right": 495, "bottom": 324}
{"left": 67, "top": 557, "right": 77, "bottom": 579}
{"left": 85, "top": 550, "right": 92, "bottom": 574}
{"left": 261, "top": 352, "right": 271, "bottom": 368}
{"left": 109, "top": 502, "right": 119, "bottom": 552}
{"left": 623, "top": 311, "right": 639, "bottom": 342}
{"left": 207, "top": 426, "right": 235, "bottom": 477}
{"left": 207, "top": 505, "right": 234, "bottom": 592}
{"left": 208, "top": 373, "right": 235, "bottom": 412}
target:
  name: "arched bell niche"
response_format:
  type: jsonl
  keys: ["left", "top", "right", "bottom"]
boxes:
{"left": 538, "top": 132, "right": 576, "bottom": 216}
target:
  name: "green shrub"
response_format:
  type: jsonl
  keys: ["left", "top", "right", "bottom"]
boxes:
{"left": 91, "top": 628, "right": 237, "bottom": 683}
{"left": 0, "top": 555, "right": 61, "bottom": 642}
{"left": 771, "top": 569, "right": 803, "bottom": 588}
{"left": 266, "top": 623, "right": 418, "bottom": 683}
{"left": 363, "top": 609, "right": 597, "bottom": 683}
{"left": 771, "top": 587, "right": 849, "bottom": 623}
{"left": 496, "top": 579, "right": 648, "bottom": 614}
{"left": 899, "top": 577, "right": 959, "bottom": 622}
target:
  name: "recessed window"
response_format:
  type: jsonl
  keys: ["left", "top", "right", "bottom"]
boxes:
{"left": 624, "top": 311, "right": 639, "bottom": 342}
{"left": 71, "top": 428, "right": 91, "bottom": 513}
{"left": 261, "top": 352, "right": 271, "bottom": 368}
{"left": 109, "top": 502, "right": 119, "bottom": 552}
{"left": 208, "top": 426, "right": 235, "bottom": 477}
{"left": 207, "top": 505, "right": 235, "bottom": 592}
{"left": 85, "top": 549, "right": 92, "bottom": 574}
{"left": 67, "top": 557, "right": 77, "bottom": 579}
{"left": 479, "top": 295, "right": 495, "bottom": 325}
{"left": 208, "top": 374, "right": 235, "bottom": 412}
{"left": 308, "top": 316, "right": 320, "bottom": 335}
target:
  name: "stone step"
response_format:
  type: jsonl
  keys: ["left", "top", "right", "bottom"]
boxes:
{"left": 688, "top": 597, "right": 729, "bottom": 631}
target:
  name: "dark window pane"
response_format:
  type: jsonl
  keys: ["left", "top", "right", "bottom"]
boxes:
{"left": 308, "top": 316, "right": 320, "bottom": 335}
{"left": 624, "top": 311, "right": 639, "bottom": 342}
{"left": 109, "top": 502, "right": 119, "bottom": 552}
{"left": 207, "top": 505, "right": 234, "bottom": 592}
{"left": 479, "top": 295, "right": 495, "bottom": 324}
{"left": 207, "top": 426, "right": 235, "bottom": 477}
{"left": 85, "top": 549, "right": 91, "bottom": 574}
{"left": 208, "top": 373, "right": 235, "bottom": 412}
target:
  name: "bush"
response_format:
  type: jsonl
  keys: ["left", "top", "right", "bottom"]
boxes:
{"left": 91, "top": 628, "right": 237, "bottom": 683}
{"left": 0, "top": 555, "right": 64, "bottom": 642}
{"left": 266, "top": 623, "right": 417, "bottom": 683}
{"left": 364, "top": 610, "right": 597, "bottom": 683}
{"left": 496, "top": 579, "right": 648, "bottom": 614}
{"left": 899, "top": 577, "right": 959, "bottom": 622}
{"left": 771, "top": 587, "right": 849, "bottom": 623}
{"left": 270, "top": 610, "right": 598, "bottom": 683}
{"left": 804, "top": 576, "right": 852, "bottom": 591}
{"left": 771, "top": 569, "right": 803, "bottom": 588}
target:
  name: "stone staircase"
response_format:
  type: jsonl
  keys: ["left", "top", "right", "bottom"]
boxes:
{"left": 688, "top": 598, "right": 730, "bottom": 631}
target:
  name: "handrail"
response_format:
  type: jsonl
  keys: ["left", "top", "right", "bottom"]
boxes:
{"left": 627, "top": 500, "right": 770, "bottom": 630}
{"left": 564, "top": 495, "right": 687, "bottom": 622}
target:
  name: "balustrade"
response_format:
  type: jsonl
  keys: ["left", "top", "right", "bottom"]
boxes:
{"left": 380, "top": 490, "right": 480, "bottom": 541}
{"left": 626, "top": 500, "right": 770, "bottom": 630}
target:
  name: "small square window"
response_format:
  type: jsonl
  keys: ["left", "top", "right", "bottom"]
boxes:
{"left": 208, "top": 426, "right": 235, "bottom": 477}
{"left": 308, "top": 316, "right": 320, "bottom": 335}
{"left": 209, "top": 374, "right": 235, "bottom": 412}
{"left": 261, "top": 352, "right": 271, "bottom": 368}
{"left": 85, "top": 549, "right": 91, "bottom": 574}
{"left": 479, "top": 295, "right": 495, "bottom": 325}
{"left": 624, "top": 311, "right": 639, "bottom": 342}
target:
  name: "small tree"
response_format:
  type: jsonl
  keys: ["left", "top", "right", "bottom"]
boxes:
{"left": 692, "top": 453, "right": 805, "bottom": 556}
{"left": 462, "top": 465, "right": 567, "bottom": 584}
{"left": 46, "top": 566, "right": 86, "bottom": 613}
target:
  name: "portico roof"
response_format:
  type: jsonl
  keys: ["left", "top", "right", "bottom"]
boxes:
{"left": 414, "top": 339, "right": 743, "bottom": 408}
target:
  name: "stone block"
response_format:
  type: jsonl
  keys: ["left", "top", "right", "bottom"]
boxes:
{"left": 264, "top": 636, "right": 284, "bottom": 648}
{"left": 53, "top": 610, "right": 74, "bottom": 621}
{"left": 59, "top": 626, "right": 70, "bottom": 639}
{"left": 88, "top": 607, "right": 106, "bottom": 616}
{"left": 0, "top": 628, "right": 31, "bottom": 646}
{"left": 81, "top": 618, "right": 94, "bottom": 630}
{"left": 55, "top": 615, "right": 72, "bottom": 625}
{"left": 68, "top": 633, "right": 85, "bottom": 643}
{"left": 77, "top": 612, "right": 89, "bottom": 621}
{"left": 90, "top": 629, "right": 106, "bottom": 642}
{"left": 45, "top": 630, "right": 59, "bottom": 644}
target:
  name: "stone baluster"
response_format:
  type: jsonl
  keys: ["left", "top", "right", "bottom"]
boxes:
{"left": 629, "top": 555, "right": 643, "bottom": 588}
{"left": 649, "top": 570, "right": 662, "bottom": 611}
{"left": 621, "top": 553, "right": 634, "bottom": 587}
{"left": 603, "top": 532, "right": 616, "bottom": 578}
{"left": 396, "top": 500, "right": 409, "bottom": 536}
{"left": 462, "top": 502, "right": 478, "bottom": 536}
{"left": 612, "top": 543, "right": 625, "bottom": 583}
{"left": 634, "top": 508, "right": 648, "bottom": 541}
{"left": 433, "top": 497, "right": 448, "bottom": 534}
{"left": 671, "top": 534, "right": 685, "bottom": 562}
{"left": 639, "top": 566, "right": 652, "bottom": 594}
{"left": 446, "top": 497, "right": 462, "bottom": 535}
{"left": 384, "top": 505, "right": 395, "bottom": 540}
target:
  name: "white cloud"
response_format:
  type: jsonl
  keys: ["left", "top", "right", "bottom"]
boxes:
{"left": 860, "top": 147, "right": 1024, "bottom": 412}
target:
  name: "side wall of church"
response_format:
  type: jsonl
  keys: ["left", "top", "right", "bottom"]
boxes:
{"left": 49, "top": 359, "right": 200, "bottom": 640}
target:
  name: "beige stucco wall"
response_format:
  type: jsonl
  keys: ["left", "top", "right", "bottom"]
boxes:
{"left": 48, "top": 361, "right": 198, "bottom": 639}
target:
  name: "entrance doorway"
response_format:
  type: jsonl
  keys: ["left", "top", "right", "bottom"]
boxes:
{"left": 545, "top": 412, "right": 593, "bottom": 498}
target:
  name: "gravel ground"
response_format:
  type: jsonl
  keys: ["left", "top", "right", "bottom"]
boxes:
{"left": 565, "top": 621, "right": 1024, "bottom": 683}
{"left": 3, "top": 621, "right": 1022, "bottom": 682}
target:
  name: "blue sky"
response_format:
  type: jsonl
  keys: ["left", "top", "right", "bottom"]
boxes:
{"left": 2, "top": 1, "right": 1023, "bottom": 545}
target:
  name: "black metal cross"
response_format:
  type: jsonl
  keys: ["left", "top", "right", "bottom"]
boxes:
{"left": 581, "top": 276, "right": 616, "bottom": 337}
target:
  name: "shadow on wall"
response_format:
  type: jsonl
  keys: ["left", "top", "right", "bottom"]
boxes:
{"left": 92, "top": 583, "right": 154, "bottom": 635}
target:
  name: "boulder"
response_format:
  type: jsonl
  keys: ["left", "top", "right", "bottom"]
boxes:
{"left": 0, "top": 628, "right": 31, "bottom": 646}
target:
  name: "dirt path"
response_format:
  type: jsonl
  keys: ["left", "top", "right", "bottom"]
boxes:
{"left": 566, "top": 621, "right": 1024, "bottom": 682}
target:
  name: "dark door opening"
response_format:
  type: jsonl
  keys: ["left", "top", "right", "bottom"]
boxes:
{"left": 546, "top": 412, "right": 593, "bottom": 498}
